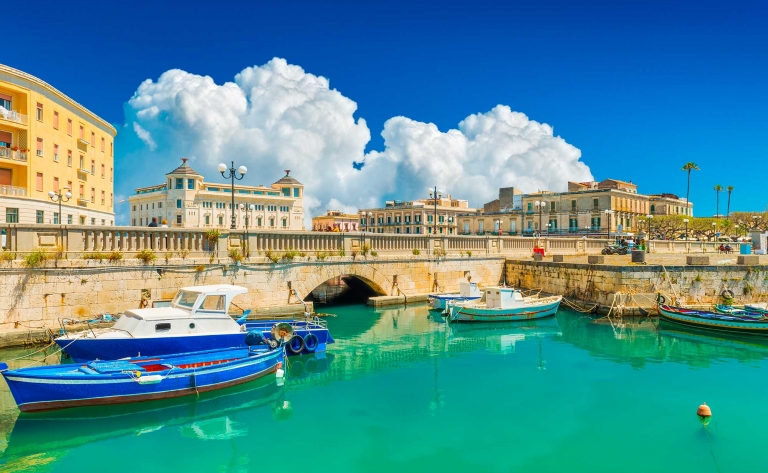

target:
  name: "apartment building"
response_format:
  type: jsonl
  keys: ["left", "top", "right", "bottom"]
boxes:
{"left": 359, "top": 195, "right": 475, "bottom": 235}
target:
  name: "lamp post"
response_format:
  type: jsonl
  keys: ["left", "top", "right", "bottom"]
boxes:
{"left": 534, "top": 201, "right": 543, "bottom": 236}
{"left": 48, "top": 188, "right": 72, "bottom": 226}
{"left": 546, "top": 222, "right": 551, "bottom": 236}
{"left": 448, "top": 216, "right": 454, "bottom": 235}
{"left": 711, "top": 221, "right": 717, "bottom": 241}
{"left": 218, "top": 161, "right": 247, "bottom": 229}
{"left": 734, "top": 224, "right": 740, "bottom": 239}
{"left": 240, "top": 203, "right": 255, "bottom": 230}
{"left": 604, "top": 209, "right": 614, "bottom": 239}
{"left": 753, "top": 215, "right": 760, "bottom": 230}
{"left": 646, "top": 214, "right": 653, "bottom": 253}
{"left": 683, "top": 218, "right": 689, "bottom": 241}
{"left": 428, "top": 187, "right": 443, "bottom": 235}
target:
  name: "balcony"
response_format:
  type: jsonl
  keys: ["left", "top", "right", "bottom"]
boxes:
{"left": 0, "top": 147, "right": 28, "bottom": 163}
{"left": 0, "top": 110, "right": 27, "bottom": 127}
{"left": 77, "top": 169, "right": 90, "bottom": 181}
{"left": 0, "top": 185, "right": 26, "bottom": 197}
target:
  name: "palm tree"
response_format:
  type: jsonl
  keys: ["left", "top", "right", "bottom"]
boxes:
{"left": 682, "top": 162, "right": 699, "bottom": 214}
{"left": 714, "top": 184, "right": 723, "bottom": 217}
{"left": 726, "top": 186, "right": 734, "bottom": 217}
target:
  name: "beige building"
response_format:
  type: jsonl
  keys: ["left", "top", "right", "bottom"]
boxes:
{"left": 360, "top": 195, "right": 475, "bottom": 235}
{"left": 0, "top": 64, "right": 117, "bottom": 225}
{"left": 648, "top": 193, "right": 693, "bottom": 216}
{"left": 312, "top": 210, "right": 359, "bottom": 232}
{"left": 458, "top": 178, "right": 693, "bottom": 236}
{"left": 128, "top": 160, "right": 305, "bottom": 230}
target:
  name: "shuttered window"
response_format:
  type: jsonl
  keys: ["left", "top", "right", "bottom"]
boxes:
{"left": 36, "top": 173, "right": 43, "bottom": 191}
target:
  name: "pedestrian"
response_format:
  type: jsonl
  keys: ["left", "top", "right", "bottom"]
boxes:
{"left": 160, "top": 219, "right": 169, "bottom": 228}
{"left": 148, "top": 217, "right": 158, "bottom": 227}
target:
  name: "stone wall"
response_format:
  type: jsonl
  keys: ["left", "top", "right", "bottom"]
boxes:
{"left": 506, "top": 260, "right": 768, "bottom": 306}
{"left": 0, "top": 255, "right": 505, "bottom": 332}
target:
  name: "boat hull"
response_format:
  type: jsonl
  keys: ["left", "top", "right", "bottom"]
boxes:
{"left": 658, "top": 305, "right": 768, "bottom": 336}
{"left": 3, "top": 348, "right": 283, "bottom": 413}
{"left": 57, "top": 321, "right": 333, "bottom": 363}
{"left": 448, "top": 298, "right": 561, "bottom": 323}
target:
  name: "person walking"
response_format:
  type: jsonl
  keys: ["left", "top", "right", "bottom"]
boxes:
{"left": 160, "top": 219, "right": 169, "bottom": 228}
{"left": 148, "top": 217, "right": 158, "bottom": 227}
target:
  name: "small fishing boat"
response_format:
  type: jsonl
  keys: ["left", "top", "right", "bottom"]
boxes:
{"left": 428, "top": 282, "right": 482, "bottom": 311}
{"left": 658, "top": 304, "right": 768, "bottom": 336}
{"left": 446, "top": 287, "right": 562, "bottom": 323}
{"left": 55, "top": 285, "right": 334, "bottom": 362}
{"left": 745, "top": 302, "right": 768, "bottom": 315}
{"left": 0, "top": 331, "right": 285, "bottom": 413}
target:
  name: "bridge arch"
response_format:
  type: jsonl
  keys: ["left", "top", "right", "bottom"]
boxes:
{"left": 295, "top": 263, "right": 393, "bottom": 303}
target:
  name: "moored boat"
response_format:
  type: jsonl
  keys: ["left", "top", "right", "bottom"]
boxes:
{"left": 713, "top": 304, "right": 766, "bottom": 318}
{"left": 0, "top": 341, "right": 284, "bottom": 413}
{"left": 745, "top": 302, "right": 768, "bottom": 315}
{"left": 658, "top": 304, "right": 768, "bottom": 335}
{"left": 54, "top": 284, "right": 334, "bottom": 362}
{"left": 446, "top": 287, "right": 562, "bottom": 323}
{"left": 428, "top": 282, "right": 482, "bottom": 311}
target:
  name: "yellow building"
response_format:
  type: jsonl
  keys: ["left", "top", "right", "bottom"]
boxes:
{"left": 0, "top": 64, "right": 116, "bottom": 225}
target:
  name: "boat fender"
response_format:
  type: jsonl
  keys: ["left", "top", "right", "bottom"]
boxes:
{"left": 286, "top": 335, "right": 305, "bottom": 354}
{"left": 656, "top": 294, "right": 667, "bottom": 305}
{"left": 697, "top": 402, "right": 712, "bottom": 426}
{"left": 276, "top": 368, "right": 285, "bottom": 378}
{"left": 721, "top": 289, "right": 735, "bottom": 300}
{"left": 268, "top": 339, "right": 280, "bottom": 350}
{"left": 137, "top": 374, "right": 164, "bottom": 385}
{"left": 303, "top": 333, "right": 319, "bottom": 353}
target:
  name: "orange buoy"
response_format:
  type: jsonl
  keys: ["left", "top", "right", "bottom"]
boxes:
{"left": 697, "top": 402, "right": 712, "bottom": 425}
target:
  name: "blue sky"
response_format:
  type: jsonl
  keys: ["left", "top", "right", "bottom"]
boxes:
{"left": 7, "top": 0, "right": 768, "bottom": 218}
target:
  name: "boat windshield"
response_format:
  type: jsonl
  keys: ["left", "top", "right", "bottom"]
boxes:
{"left": 172, "top": 290, "right": 199, "bottom": 309}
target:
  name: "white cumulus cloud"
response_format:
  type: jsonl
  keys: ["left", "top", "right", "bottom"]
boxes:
{"left": 122, "top": 58, "right": 592, "bottom": 225}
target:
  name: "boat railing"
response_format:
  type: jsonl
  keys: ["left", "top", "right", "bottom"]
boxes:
{"left": 520, "top": 288, "right": 543, "bottom": 299}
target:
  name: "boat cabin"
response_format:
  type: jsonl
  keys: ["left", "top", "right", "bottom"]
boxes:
{"left": 484, "top": 287, "right": 525, "bottom": 309}
{"left": 110, "top": 285, "right": 247, "bottom": 337}
{"left": 459, "top": 282, "right": 481, "bottom": 298}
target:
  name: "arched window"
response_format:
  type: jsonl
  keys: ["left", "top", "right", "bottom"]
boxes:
{"left": 650, "top": 205, "right": 655, "bottom": 214}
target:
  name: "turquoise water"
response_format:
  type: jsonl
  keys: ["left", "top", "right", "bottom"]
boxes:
{"left": 1, "top": 304, "right": 768, "bottom": 472}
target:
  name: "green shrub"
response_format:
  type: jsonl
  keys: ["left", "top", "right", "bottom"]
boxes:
{"left": 338, "top": 248, "right": 346, "bottom": 257}
{"left": 412, "top": 248, "right": 421, "bottom": 256}
{"left": 229, "top": 248, "right": 244, "bottom": 264}
{"left": 107, "top": 251, "right": 124, "bottom": 263}
{"left": 136, "top": 249, "right": 157, "bottom": 265}
{"left": 282, "top": 250, "right": 297, "bottom": 261}
{"left": 466, "top": 251, "right": 472, "bottom": 258}
{"left": 0, "top": 250, "right": 16, "bottom": 263}
{"left": 316, "top": 251, "right": 327, "bottom": 261}
{"left": 177, "top": 249, "right": 190, "bottom": 260}
{"left": 264, "top": 250, "right": 280, "bottom": 263}
{"left": 205, "top": 229, "right": 221, "bottom": 244}
{"left": 361, "top": 244, "right": 371, "bottom": 256}
{"left": 83, "top": 252, "right": 106, "bottom": 262}
{"left": 24, "top": 249, "right": 49, "bottom": 268}
{"left": 370, "top": 250, "right": 378, "bottom": 257}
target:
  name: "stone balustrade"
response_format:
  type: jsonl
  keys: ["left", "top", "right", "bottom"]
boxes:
{"left": 0, "top": 224, "right": 742, "bottom": 259}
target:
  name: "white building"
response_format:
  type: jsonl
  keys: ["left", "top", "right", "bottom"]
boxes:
{"left": 128, "top": 159, "right": 305, "bottom": 230}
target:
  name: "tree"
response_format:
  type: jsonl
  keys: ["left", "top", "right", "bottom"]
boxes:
{"left": 726, "top": 186, "right": 734, "bottom": 217}
{"left": 714, "top": 184, "right": 723, "bottom": 217}
{"left": 682, "top": 162, "right": 699, "bottom": 212}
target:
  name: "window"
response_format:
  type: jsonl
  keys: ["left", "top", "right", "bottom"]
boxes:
{"left": 53, "top": 111, "right": 59, "bottom": 129}
{"left": 550, "top": 202, "right": 555, "bottom": 211}
{"left": 101, "top": 164, "right": 105, "bottom": 178}
{"left": 79, "top": 125, "right": 84, "bottom": 140}
{"left": 571, "top": 200, "right": 576, "bottom": 211}
{"left": 36, "top": 137, "right": 43, "bottom": 156}
{"left": 91, "top": 160, "right": 95, "bottom": 174}
{"left": 53, "top": 144, "right": 59, "bottom": 162}
{"left": 176, "top": 199, "right": 182, "bottom": 209}
{"left": 218, "top": 215, "right": 224, "bottom": 225}
{"left": 36, "top": 210, "right": 44, "bottom": 223}
{"left": 527, "top": 202, "right": 533, "bottom": 211}
{"left": 6, "top": 208, "right": 18, "bottom": 223}
{"left": 132, "top": 205, "right": 136, "bottom": 211}
{"left": 79, "top": 155, "right": 84, "bottom": 169}
{"left": 176, "top": 215, "right": 182, "bottom": 225}
{"left": 175, "top": 178, "right": 183, "bottom": 189}
{"left": 158, "top": 202, "right": 162, "bottom": 209}
{"left": 101, "top": 219, "right": 105, "bottom": 226}
{"left": 101, "top": 137, "right": 105, "bottom": 152}
{"left": 91, "top": 218, "right": 96, "bottom": 225}
{"left": 36, "top": 172, "right": 43, "bottom": 191}
{"left": 67, "top": 119, "right": 72, "bottom": 135}
{"left": 110, "top": 142, "right": 113, "bottom": 156}
{"left": 110, "top": 167, "right": 113, "bottom": 182}
{"left": 650, "top": 204, "right": 656, "bottom": 214}
{"left": 53, "top": 212, "right": 60, "bottom": 224}
{"left": 200, "top": 295, "right": 225, "bottom": 311}
{"left": 91, "top": 132, "right": 95, "bottom": 147}
{"left": 79, "top": 184, "right": 84, "bottom": 198}
{"left": 101, "top": 190, "right": 105, "bottom": 205}
{"left": 294, "top": 188, "right": 300, "bottom": 197}
{"left": 110, "top": 193, "right": 113, "bottom": 207}
{"left": 66, "top": 150, "right": 72, "bottom": 167}
{"left": 0, "top": 95, "right": 10, "bottom": 110}
{"left": 36, "top": 103, "right": 43, "bottom": 121}
{"left": 282, "top": 218, "right": 288, "bottom": 227}
{"left": 155, "top": 323, "right": 172, "bottom": 332}
{"left": 187, "top": 178, "right": 194, "bottom": 190}
{"left": 68, "top": 215, "right": 72, "bottom": 224}
{"left": 282, "top": 187, "right": 290, "bottom": 196}
{"left": 464, "top": 222, "right": 470, "bottom": 233}
{"left": 67, "top": 180, "right": 72, "bottom": 193}
{"left": 269, "top": 217, "right": 275, "bottom": 227}
{"left": 53, "top": 177, "right": 59, "bottom": 192}
{"left": 204, "top": 215, "right": 210, "bottom": 225}
{"left": 593, "top": 198, "right": 599, "bottom": 210}
{"left": 91, "top": 188, "right": 95, "bottom": 202}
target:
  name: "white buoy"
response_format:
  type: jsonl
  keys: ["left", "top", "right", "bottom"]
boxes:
{"left": 276, "top": 368, "right": 285, "bottom": 378}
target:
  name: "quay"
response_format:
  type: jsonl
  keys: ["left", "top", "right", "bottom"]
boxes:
{"left": 0, "top": 224, "right": 764, "bottom": 348}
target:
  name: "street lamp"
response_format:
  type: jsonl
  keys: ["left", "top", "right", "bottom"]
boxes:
{"left": 753, "top": 215, "right": 760, "bottom": 230}
{"left": 683, "top": 218, "right": 689, "bottom": 241}
{"left": 646, "top": 214, "right": 653, "bottom": 253}
{"left": 48, "top": 188, "right": 72, "bottom": 225}
{"left": 240, "top": 203, "right": 255, "bottom": 230}
{"left": 711, "top": 221, "right": 717, "bottom": 241}
{"left": 448, "top": 216, "right": 454, "bottom": 235}
{"left": 734, "top": 224, "right": 740, "bottom": 239}
{"left": 534, "top": 201, "right": 543, "bottom": 236}
{"left": 218, "top": 161, "right": 247, "bottom": 229}
{"left": 604, "top": 209, "right": 614, "bottom": 239}
{"left": 546, "top": 222, "right": 551, "bottom": 236}
{"left": 428, "top": 187, "right": 443, "bottom": 235}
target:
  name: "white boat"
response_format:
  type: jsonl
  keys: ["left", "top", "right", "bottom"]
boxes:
{"left": 55, "top": 284, "right": 334, "bottom": 362}
{"left": 446, "top": 287, "right": 562, "bottom": 323}
{"left": 428, "top": 282, "right": 482, "bottom": 311}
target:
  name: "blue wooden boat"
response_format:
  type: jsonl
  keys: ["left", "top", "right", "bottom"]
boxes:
{"left": 446, "top": 287, "right": 562, "bottom": 323}
{"left": 0, "top": 341, "right": 284, "bottom": 413}
{"left": 54, "top": 285, "right": 334, "bottom": 362}
{"left": 745, "top": 302, "right": 768, "bottom": 315}
{"left": 713, "top": 304, "right": 766, "bottom": 318}
{"left": 658, "top": 304, "right": 768, "bottom": 336}
{"left": 428, "top": 282, "right": 482, "bottom": 311}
